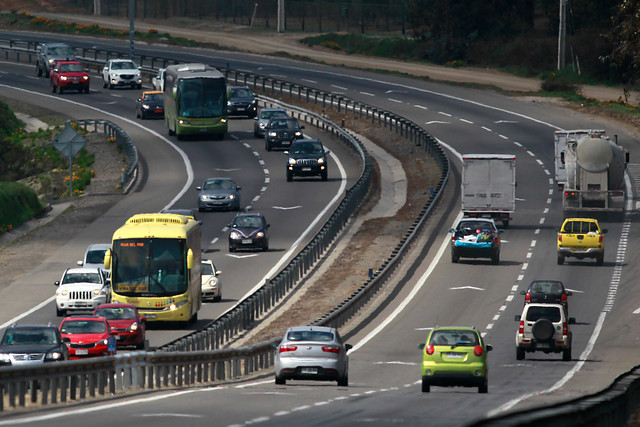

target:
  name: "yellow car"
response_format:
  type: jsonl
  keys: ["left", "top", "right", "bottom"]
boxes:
{"left": 419, "top": 326, "right": 492, "bottom": 393}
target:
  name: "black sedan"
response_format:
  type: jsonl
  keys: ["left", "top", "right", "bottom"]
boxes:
{"left": 520, "top": 280, "right": 572, "bottom": 310}
{"left": 265, "top": 117, "right": 305, "bottom": 151}
{"left": 228, "top": 213, "right": 270, "bottom": 252}
{"left": 136, "top": 91, "right": 164, "bottom": 119}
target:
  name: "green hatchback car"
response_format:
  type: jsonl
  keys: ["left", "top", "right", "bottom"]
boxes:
{"left": 419, "top": 326, "right": 492, "bottom": 393}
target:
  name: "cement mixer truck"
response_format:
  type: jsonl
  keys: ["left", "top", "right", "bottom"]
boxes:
{"left": 560, "top": 131, "right": 628, "bottom": 213}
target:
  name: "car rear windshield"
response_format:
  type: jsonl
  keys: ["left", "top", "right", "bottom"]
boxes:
{"left": 429, "top": 330, "right": 479, "bottom": 346}
{"left": 526, "top": 306, "right": 561, "bottom": 322}
{"left": 95, "top": 307, "right": 136, "bottom": 320}
{"left": 287, "top": 331, "right": 334, "bottom": 342}
{"left": 530, "top": 281, "right": 564, "bottom": 295}
{"left": 562, "top": 221, "right": 598, "bottom": 233}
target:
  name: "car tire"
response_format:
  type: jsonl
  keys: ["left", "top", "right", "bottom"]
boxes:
{"left": 286, "top": 171, "right": 293, "bottom": 182}
{"left": 478, "top": 380, "right": 488, "bottom": 394}
{"left": 421, "top": 379, "right": 430, "bottom": 393}
{"left": 103, "top": 79, "right": 107, "bottom": 88}
{"left": 214, "top": 294, "right": 222, "bottom": 302}
{"left": 531, "top": 319, "right": 555, "bottom": 342}
{"left": 321, "top": 171, "right": 328, "bottom": 181}
{"left": 137, "top": 83, "right": 142, "bottom": 89}
{"left": 37, "top": 64, "right": 42, "bottom": 77}
{"left": 84, "top": 87, "right": 90, "bottom": 94}
{"left": 263, "top": 244, "right": 269, "bottom": 252}
{"left": 56, "top": 307, "right": 65, "bottom": 317}
{"left": 229, "top": 246, "right": 235, "bottom": 253}
{"left": 337, "top": 375, "right": 348, "bottom": 387}
{"left": 557, "top": 254, "right": 564, "bottom": 265}
{"left": 451, "top": 250, "right": 460, "bottom": 263}
{"left": 59, "top": 86, "right": 64, "bottom": 95}
{"left": 135, "top": 341, "right": 145, "bottom": 350}
{"left": 516, "top": 347, "right": 525, "bottom": 360}
{"left": 51, "top": 81, "right": 56, "bottom": 93}
{"left": 109, "top": 83, "right": 114, "bottom": 90}
{"left": 596, "top": 254, "right": 604, "bottom": 266}
{"left": 491, "top": 251, "right": 500, "bottom": 264}
{"left": 275, "top": 375, "right": 286, "bottom": 385}
{"left": 563, "top": 348, "right": 571, "bottom": 361}
{"left": 266, "top": 141, "right": 272, "bottom": 151}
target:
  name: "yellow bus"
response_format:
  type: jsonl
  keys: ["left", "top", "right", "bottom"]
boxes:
{"left": 104, "top": 213, "right": 201, "bottom": 324}
{"left": 164, "top": 63, "right": 228, "bottom": 140}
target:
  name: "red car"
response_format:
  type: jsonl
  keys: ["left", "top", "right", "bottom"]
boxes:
{"left": 94, "top": 303, "right": 146, "bottom": 349}
{"left": 50, "top": 60, "right": 90, "bottom": 94}
{"left": 59, "top": 315, "right": 116, "bottom": 359}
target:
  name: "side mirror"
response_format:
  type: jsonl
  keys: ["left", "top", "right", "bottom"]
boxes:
{"left": 216, "top": 270, "right": 222, "bottom": 275}
{"left": 137, "top": 98, "right": 142, "bottom": 102}
{"left": 187, "top": 248, "right": 194, "bottom": 270}
{"left": 345, "top": 344, "right": 353, "bottom": 351}
{"left": 569, "top": 317, "right": 576, "bottom": 324}
{"left": 53, "top": 68, "right": 59, "bottom": 73}
{"left": 601, "top": 228, "right": 608, "bottom": 234}
{"left": 519, "top": 290, "right": 526, "bottom": 295}
{"left": 283, "top": 151, "right": 289, "bottom": 155}
{"left": 104, "top": 249, "right": 112, "bottom": 270}
{"left": 111, "top": 330, "right": 118, "bottom": 336}
{"left": 515, "top": 315, "right": 521, "bottom": 321}
{"left": 62, "top": 337, "right": 71, "bottom": 343}
{"left": 486, "top": 344, "right": 493, "bottom": 352}
{"left": 77, "top": 260, "right": 84, "bottom": 266}
{"left": 300, "top": 125, "right": 305, "bottom": 129}
{"left": 54, "top": 281, "right": 60, "bottom": 287}
{"left": 236, "top": 186, "right": 242, "bottom": 191}
{"left": 140, "top": 316, "right": 146, "bottom": 323}
{"left": 172, "top": 85, "right": 178, "bottom": 100}
{"left": 418, "top": 343, "right": 425, "bottom": 350}
{"left": 325, "top": 149, "right": 331, "bottom": 154}
{"left": 448, "top": 228, "right": 455, "bottom": 233}
{"left": 266, "top": 224, "right": 271, "bottom": 228}
{"left": 196, "top": 186, "right": 202, "bottom": 191}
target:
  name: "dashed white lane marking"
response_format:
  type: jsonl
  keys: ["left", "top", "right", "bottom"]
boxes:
{"left": 210, "top": 237, "right": 218, "bottom": 245}
{"left": 526, "top": 150, "right": 535, "bottom": 157}
{"left": 438, "top": 111, "right": 452, "bottom": 117}
{"left": 498, "top": 134, "right": 509, "bottom": 140}
{"left": 360, "top": 92, "right": 375, "bottom": 96}
{"left": 481, "top": 126, "right": 492, "bottom": 132}
{"left": 388, "top": 98, "right": 403, "bottom": 103}
{"left": 331, "top": 85, "right": 348, "bottom": 90}
{"left": 459, "top": 118, "right": 473, "bottom": 124}
{"left": 414, "top": 104, "right": 428, "bottom": 110}
{"left": 301, "top": 79, "right": 317, "bottom": 84}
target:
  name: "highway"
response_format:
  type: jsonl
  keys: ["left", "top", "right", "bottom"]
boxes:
{"left": 0, "top": 29, "right": 640, "bottom": 426}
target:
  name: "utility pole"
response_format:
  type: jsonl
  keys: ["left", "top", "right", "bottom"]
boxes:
{"left": 557, "top": 0, "right": 567, "bottom": 70}
{"left": 277, "top": 0, "right": 285, "bottom": 33}
{"left": 129, "top": 0, "right": 135, "bottom": 60}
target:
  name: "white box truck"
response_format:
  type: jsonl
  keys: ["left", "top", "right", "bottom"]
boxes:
{"left": 461, "top": 154, "right": 516, "bottom": 227}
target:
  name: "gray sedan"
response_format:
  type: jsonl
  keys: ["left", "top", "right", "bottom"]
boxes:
{"left": 254, "top": 108, "right": 288, "bottom": 137}
{"left": 274, "top": 326, "right": 351, "bottom": 386}
{"left": 196, "top": 177, "right": 241, "bottom": 212}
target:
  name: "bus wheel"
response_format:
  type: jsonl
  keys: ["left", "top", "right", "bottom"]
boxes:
{"left": 168, "top": 124, "right": 175, "bottom": 136}
{"left": 189, "top": 312, "right": 198, "bottom": 324}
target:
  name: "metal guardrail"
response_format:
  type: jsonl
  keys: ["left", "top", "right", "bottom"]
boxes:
{"left": 0, "top": 338, "right": 279, "bottom": 412}
{"left": 69, "top": 119, "right": 138, "bottom": 191}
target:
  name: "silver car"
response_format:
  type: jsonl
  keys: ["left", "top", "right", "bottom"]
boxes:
{"left": 196, "top": 177, "right": 241, "bottom": 212}
{"left": 254, "top": 108, "right": 288, "bottom": 138}
{"left": 274, "top": 326, "right": 351, "bottom": 386}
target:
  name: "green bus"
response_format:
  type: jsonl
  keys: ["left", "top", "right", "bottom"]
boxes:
{"left": 164, "top": 63, "right": 228, "bottom": 140}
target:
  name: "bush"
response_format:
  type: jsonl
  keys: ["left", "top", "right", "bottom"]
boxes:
{"left": 541, "top": 72, "right": 579, "bottom": 93}
{"left": 0, "top": 182, "right": 43, "bottom": 234}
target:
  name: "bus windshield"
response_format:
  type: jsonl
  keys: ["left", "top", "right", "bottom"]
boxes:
{"left": 112, "top": 238, "right": 187, "bottom": 297}
{"left": 178, "top": 78, "right": 226, "bottom": 118}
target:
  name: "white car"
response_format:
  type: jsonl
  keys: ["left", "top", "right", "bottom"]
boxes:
{"left": 152, "top": 67, "right": 165, "bottom": 91}
{"left": 54, "top": 267, "right": 110, "bottom": 316}
{"left": 77, "top": 243, "right": 111, "bottom": 277}
{"left": 102, "top": 59, "right": 142, "bottom": 89}
{"left": 201, "top": 259, "right": 221, "bottom": 302}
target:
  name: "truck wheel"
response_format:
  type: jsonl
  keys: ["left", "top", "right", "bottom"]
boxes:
{"left": 562, "top": 348, "right": 571, "bottom": 361}
{"left": 502, "top": 220, "right": 509, "bottom": 228}
{"left": 557, "top": 254, "right": 564, "bottom": 265}
{"left": 596, "top": 254, "right": 604, "bottom": 266}
{"left": 516, "top": 347, "right": 525, "bottom": 360}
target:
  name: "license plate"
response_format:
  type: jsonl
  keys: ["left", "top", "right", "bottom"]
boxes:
{"left": 146, "top": 313, "right": 156, "bottom": 319}
{"left": 212, "top": 201, "right": 224, "bottom": 205}
{"left": 76, "top": 349, "right": 88, "bottom": 355}
{"left": 301, "top": 368, "right": 318, "bottom": 374}
{"left": 75, "top": 302, "right": 87, "bottom": 307}
{"left": 237, "top": 107, "right": 245, "bottom": 111}
{"left": 302, "top": 167, "right": 312, "bottom": 172}
{"left": 445, "top": 352, "right": 464, "bottom": 359}
{"left": 536, "top": 343, "right": 549, "bottom": 348}
{"left": 154, "top": 109, "right": 162, "bottom": 113}
{"left": 242, "top": 239, "right": 252, "bottom": 244}
{"left": 116, "top": 335, "right": 125, "bottom": 341}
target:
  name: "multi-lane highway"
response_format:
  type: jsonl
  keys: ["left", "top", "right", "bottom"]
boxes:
{"left": 1, "top": 28, "right": 640, "bottom": 426}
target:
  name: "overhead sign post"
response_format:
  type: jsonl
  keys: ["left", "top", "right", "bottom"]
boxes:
{"left": 52, "top": 123, "right": 86, "bottom": 198}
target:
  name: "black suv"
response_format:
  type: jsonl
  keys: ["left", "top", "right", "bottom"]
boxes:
{"left": 36, "top": 43, "right": 76, "bottom": 77}
{"left": 285, "top": 139, "right": 329, "bottom": 182}
{"left": 0, "top": 324, "right": 69, "bottom": 366}
{"left": 265, "top": 117, "right": 305, "bottom": 151}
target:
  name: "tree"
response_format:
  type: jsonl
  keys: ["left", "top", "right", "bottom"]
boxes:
{"left": 602, "top": 0, "right": 640, "bottom": 98}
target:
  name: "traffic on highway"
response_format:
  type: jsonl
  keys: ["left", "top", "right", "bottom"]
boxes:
{"left": 0, "top": 26, "right": 639, "bottom": 426}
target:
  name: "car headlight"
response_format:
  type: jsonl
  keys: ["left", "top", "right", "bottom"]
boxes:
{"left": 289, "top": 158, "right": 297, "bottom": 165}
{"left": 60, "top": 76, "right": 68, "bottom": 81}
{"left": 318, "top": 158, "right": 325, "bottom": 164}
{"left": 0, "top": 353, "right": 11, "bottom": 364}
{"left": 268, "top": 132, "right": 277, "bottom": 137}
{"left": 45, "top": 350, "right": 63, "bottom": 361}
{"left": 228, "top": 194, "right": 236, "bottom": 200}
{"left": 82, "top": 76, "right": 89, "bottom": 81}
{"left": 179, "top": 119, "right": 191, "bottom": 125}
{"left": 227, "top": 101, "right": 232, "bottom": 106}
{"left": 93, "top": 289, "right": 101, "bottom": 295}
{"left": 259, "top": 122, "right": 266, "bottom": 129}
{"left": 295, "top": 131, "right": 302, "bottom": 137}
{"left": 57, "top": 289, "right": 68, "bottom": 296}
{"left": 168, "top": 300, "right": 188, "bottom": 311}
{"left": 230, "top": 231, "right": 241, "bottom": 239}
{"left": 111, "top": 72, "right": 117, "bottom": 78}
{"left": 257, "top": 231, "right": 265, "bottom": 238}
{"left": 251, "top": 99, "right": 257, "bottom": 105}
{"left": 48, "top": 58, "right": 55, "bottom": 64}
{"left": 129, "top": 322, "right": 139, "bottom": 332}
{"left": 142, "top": 104, "right": 150, "bottom": 109}
{"left": 101, "top": 339, "right": 109, "bottom": 345}
{"left": 136, "top": 72, "right": 141, "bottom": 77}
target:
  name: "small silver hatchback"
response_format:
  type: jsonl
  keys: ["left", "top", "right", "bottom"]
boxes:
{"left": 274, "top": 326, "right": 351, "bottom": 386}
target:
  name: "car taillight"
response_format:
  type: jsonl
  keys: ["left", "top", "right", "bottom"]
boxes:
{"left": 563, "top": 322, "right": 567, "bottom": 336}
{"left": 494, "top": 237, "right": 499, "bottom": 243}
{"left": 425, "top": 345, "right": 434, "bottom": 355}
{"left": 562, "top": 294, "right": 567, "bottom": 302}
{"left": 599, "top": 236, "right": 603, "bottom": 243}
{"left": 519, "top": 320, "right": 524, "bottom": 334}
{"left": 279, "top": 345, "right": 297, "bottom": 353}
{"left": 451, "top": 236, "right": 456, "bottom": 241}
{"left": 558, "top": 235, "right": 562, "bottom": 242}
{"left": 322, "top": 346, "right": 341, "bottom": 353}
{"left": 525, "top": 293, "right": 531, "bottom": 302}
{"left": 473, "top": 346, "right": 483, "bottom": 357}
